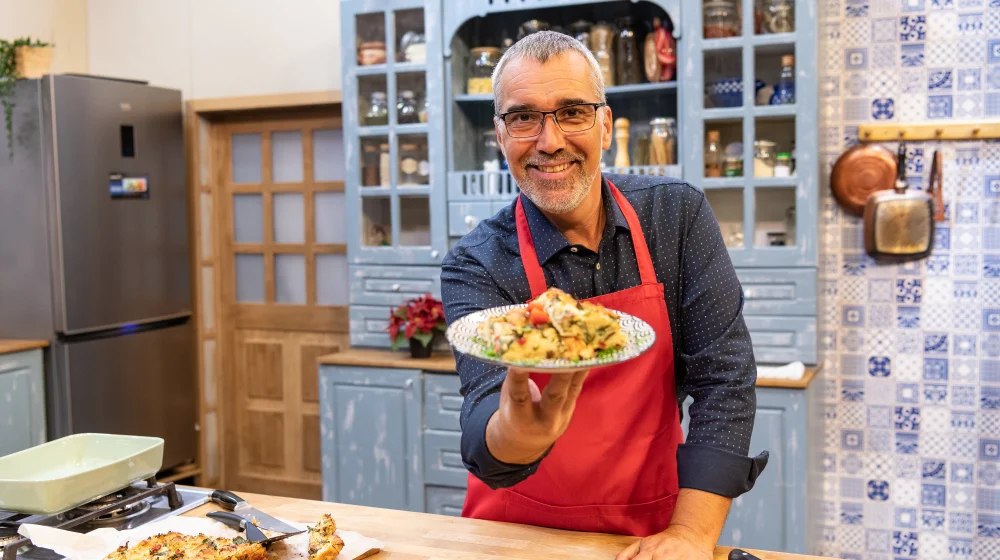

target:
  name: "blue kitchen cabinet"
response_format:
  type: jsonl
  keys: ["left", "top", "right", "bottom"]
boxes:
{"left": 0, "top": 349, "right": 46, "bottom": 457}
{"left": 319, "top": 365, "right": 424, "bottom": 511}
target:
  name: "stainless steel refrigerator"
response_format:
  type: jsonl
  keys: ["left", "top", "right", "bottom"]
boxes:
{"left": 0, "top": 74, "right": 197, "bottom": 470}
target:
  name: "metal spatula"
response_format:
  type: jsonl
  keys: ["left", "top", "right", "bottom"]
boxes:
{"left": 207, "top": 511, "right": 304, "bottom": 547}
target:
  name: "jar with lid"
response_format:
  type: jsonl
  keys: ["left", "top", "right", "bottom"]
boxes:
{"left": 764, "top": 0, "right": 795, "bottom": 33}
{"left": 590, "top": 23, "right": 615, "bottom": 86}
{"left": 468, "top": 47, "right": 500, "bottom": 95}
{"left": 399, "top": 141, "right": 427, "bottom": 185}
{"left": 362, "top": 142, "right": 380, "bottom": 187}
{"left": 364, "top": 91, "right": 388, "bottom": 126}
{"left": 615, "top": 17, "right": 642, "bottom": 86}
{"left": 648, "top": 117, "right": 677, "bottom": 165}
{"left": 399, "top": 31, "right": 426, "bottom": 63}
{"left": 705, "top": 130, "right": 723, "bottom": 177}
{"left": 724, "top": 156, "right": 743, "bottom": 177}
{"left": 397, "top": 90, "right": 420, "bottom": 124}
{"left": 753, "top": 140, "right": 777, "bottom": 177}
{"left": 703, "top": 0, "right": 740, "bottom": 38}
{"left": 774, "top": 152, "right": 793, "bottom": 177}
{"left": 358, "top": 42, "right": 387, "bottom": 66}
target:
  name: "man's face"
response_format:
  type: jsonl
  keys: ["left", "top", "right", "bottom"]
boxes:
{"left": 494, "top": 51, "right": 612, "bottom": 214}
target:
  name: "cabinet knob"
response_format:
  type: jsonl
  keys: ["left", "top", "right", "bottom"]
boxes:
{"left": 392, "top": 283, "right": 401, "bottom": 291}
{"left": 465, "top": 215, "right": 478, "bottom": 229}
{"left": 404, "top": 379, "right": 413, "bottom": 388}
{"left": 430, "top": 250, "right": 440, "bottom": 259}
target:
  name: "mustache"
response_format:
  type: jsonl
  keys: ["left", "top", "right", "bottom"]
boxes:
{"left": 522, "top": 151, "right": 584, "bottom": 167}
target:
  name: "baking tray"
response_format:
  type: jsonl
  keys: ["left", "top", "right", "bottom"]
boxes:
{"left": 0, "top": 433, "right": 164, "bottom": 515}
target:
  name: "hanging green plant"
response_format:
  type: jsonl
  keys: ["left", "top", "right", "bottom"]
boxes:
{"left": 0, "top": 37, "right": 52, "bottom": 159}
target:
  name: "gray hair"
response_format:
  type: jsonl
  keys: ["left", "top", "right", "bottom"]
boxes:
{"left": 491, "top": 30, "right": 606, "bottom": 112}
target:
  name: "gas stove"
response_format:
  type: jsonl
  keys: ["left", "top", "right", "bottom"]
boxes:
{"left": 0, "top": 478, "right": 210, "bottom": 560}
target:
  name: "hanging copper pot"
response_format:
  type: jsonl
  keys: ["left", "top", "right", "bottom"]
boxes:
{"left": 830, "top": 143, "right": 898, "bottom": 216}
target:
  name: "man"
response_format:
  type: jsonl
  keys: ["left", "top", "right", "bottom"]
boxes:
{"left": 440, "top": 31, "right": 768, "bottom": 560}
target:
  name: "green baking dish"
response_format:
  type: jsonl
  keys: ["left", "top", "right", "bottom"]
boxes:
{"left": 0, "top": 433, "right": 164, "bottom": 515}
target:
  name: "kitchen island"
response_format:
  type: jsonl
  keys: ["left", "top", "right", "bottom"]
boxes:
{"left": 183, "top": 491, "right": 834, "bottom": 560}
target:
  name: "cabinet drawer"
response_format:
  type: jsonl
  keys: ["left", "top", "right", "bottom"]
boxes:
{"left": 448, "top": 202, "right": 493, "bottom": 237}
{"left": 736, "top": 269, "right": 816, "bottom": 316}
{"left": 425, "top": 485, "right": 467, "bottom": 517}
{"left": 349, "top": 305, "right": 392, "bottom": 348}
{"left": 423, "top": 429, "right": 468, "bottom": 488}
{"left": 424, "top": 374, "right": 462, "bottom": 431}
{"left": 349, "top": 266, "right": 441, "bottom": 307}
{"left": 744, "top": 316, "right": 816, "bottom": 365}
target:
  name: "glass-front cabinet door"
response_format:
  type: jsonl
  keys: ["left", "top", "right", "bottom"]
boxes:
{"left": 342, "top": 1, "right": 447, "bottom": 266}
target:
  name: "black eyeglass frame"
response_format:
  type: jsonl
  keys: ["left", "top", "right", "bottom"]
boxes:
{"left": 494, "top": 102, "right": 608, "bottom": 138}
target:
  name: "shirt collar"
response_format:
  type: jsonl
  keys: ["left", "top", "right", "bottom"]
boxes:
{"left": 519, "top": 176, "right": 631, "bottom": 265}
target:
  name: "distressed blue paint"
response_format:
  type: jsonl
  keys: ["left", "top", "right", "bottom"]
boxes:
{"left": 0, "top": 349, "right": 46, "bottom": 456}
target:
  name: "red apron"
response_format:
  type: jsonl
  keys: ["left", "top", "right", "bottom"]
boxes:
{"left": 462, "top": 180, "right": 682, "bottom": 537}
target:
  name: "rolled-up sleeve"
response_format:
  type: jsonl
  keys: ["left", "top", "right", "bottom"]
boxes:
{"left": 675, "top": 190, "right": 768, "bottom": 498}
{"left": 441, "top": 241, "right": 545, "bottom": 488}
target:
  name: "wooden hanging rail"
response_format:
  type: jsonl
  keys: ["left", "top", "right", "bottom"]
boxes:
{"left": 858, "top": 121, "right": 1000, "bottom": 142}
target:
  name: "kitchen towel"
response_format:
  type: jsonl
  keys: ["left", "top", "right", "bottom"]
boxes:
{"left": 19, "top": 515, "right": 383, "bottom": 560}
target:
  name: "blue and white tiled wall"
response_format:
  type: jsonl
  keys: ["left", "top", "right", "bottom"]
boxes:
{"left": 818, "top": 0, "right": 1000, "bottom": 558}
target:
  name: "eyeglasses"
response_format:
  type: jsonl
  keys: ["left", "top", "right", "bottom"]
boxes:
{"left": 496, "top": 102, "right": 607, "bottom": 138}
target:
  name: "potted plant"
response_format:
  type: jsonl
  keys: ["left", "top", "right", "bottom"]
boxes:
{"left": 388, "top": 294, "right": 446, "bottom": 358}
{"left": 0, "top": 37, "right": 53, "bottom": 158}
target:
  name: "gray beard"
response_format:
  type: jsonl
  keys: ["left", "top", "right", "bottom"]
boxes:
{"left": 517, "top": 162, "right": 598, "bottom": 214}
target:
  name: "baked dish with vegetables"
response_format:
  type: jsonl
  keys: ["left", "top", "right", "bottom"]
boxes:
{"left": 105, "top": 533, "right": 266, "bottom": 560}
{"left": 307, "top": 514, "right": 345, "bottom": 560}
{"left": 475, "top": 287, "right": 627, "bottom": 363}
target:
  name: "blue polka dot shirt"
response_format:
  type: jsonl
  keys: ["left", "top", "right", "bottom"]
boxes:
{"left": 441, "top": 174, "right": 768, "bottom": 498}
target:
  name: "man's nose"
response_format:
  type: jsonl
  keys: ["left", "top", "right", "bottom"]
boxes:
{"left": 534, "top": 114, "right": 566, "bottom": 154}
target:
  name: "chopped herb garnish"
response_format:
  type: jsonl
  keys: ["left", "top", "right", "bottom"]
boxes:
{"left": 233, "top": 537, "right": 248, "bottom": 545}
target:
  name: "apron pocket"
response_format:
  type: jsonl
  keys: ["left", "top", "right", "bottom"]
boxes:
{"left": 501, "top": 489, "right": 678, "bottom": 537}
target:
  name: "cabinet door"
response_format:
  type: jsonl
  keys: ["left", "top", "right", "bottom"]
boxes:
{"left": 716, "top": 388, "right": 809, "bottom": 554}
{"left": 319, "top": 366, "right": 424, "bottom": 511}
{"left": 342, "top": 1, "right": 447, "bottom": 266}
{"left": 743, "top": 316, "right": 817, "bottom": 364}
{"left": 348, "top": 265, "right": 441, "bottom": 307}
{"left": 0, "top": 350, "right": 45, "bottom": 456}
{"left": 426, "top": 485, "right": 467, "bottom": 517}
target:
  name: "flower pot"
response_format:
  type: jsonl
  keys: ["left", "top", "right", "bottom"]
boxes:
{"left": 409, "top": 336, "right": 434, "bottom": 359}
{"left": 15, "top": 46, "right": 53, "bottom": 79}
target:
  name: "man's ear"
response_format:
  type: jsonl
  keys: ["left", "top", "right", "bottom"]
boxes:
{"left": 600, "top": 105, "right": 613, "bottom": 151}
{"left": 494, "top": 119, "right": 506, "bottom": 159}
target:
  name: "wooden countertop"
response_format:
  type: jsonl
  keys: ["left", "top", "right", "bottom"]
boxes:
{"left": 317, "top": 349, "right": 821, "bottom": 389}
{"left": 183, "top": 491, "right": 834, "bottom": 560}
{"left": 0, "top": 339, "right": 48, "bottom": 354}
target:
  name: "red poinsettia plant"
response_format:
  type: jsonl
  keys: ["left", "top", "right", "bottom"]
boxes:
{"left": 388, "top": 294, "right": 447, "bottom": 350}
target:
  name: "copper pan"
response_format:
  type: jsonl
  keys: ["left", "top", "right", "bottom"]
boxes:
{"left": 830, "top": 143, "right": 898, "bottom": 217}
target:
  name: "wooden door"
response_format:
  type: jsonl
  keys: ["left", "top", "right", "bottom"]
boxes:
{"left": 212, "top": 109, "right": 349, "bottom": 498}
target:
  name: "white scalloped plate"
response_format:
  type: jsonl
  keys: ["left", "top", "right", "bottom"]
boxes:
{"left": 445, "top": 304, "right": 656, "bottom": 373}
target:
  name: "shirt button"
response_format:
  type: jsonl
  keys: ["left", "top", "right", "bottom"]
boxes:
{"left": 596, "top": 263, "right": 601, "bottom": 270}
{"left": 570, "top": 247, "right": 578, "bottom": 253}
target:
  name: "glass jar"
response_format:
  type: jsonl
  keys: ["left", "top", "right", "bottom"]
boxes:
{"left": 362, "top": 142, "right": 380, "bottom": 187}
{"left": 364, "top": 91, "right": 388, "bottom": 126}
{"left": 467, "top": 47, "right": 500, "bottom": 95}
{"left": 418, "top": 95, "right": 429, "bottom": 123}
{"left": 399, "top": 142, "right": 424, "bottom": 185}
{"left": 703, "top": 0, "right": 741, "bottom": 38}
{"left": 590, "top": 23, "right": 615, "bottom": 86}
{"left": 705, "top": 130, "right": 723, "bottom": 177}
{"left": 774, "top": 152, "right": 793, "bottom": 177}
{"left": 397, "top": 90, "right": 419, "bottom": 124}
{"left": 517, "top": 19, "right": 550, "bottom": 40}
{"left": 615, "top": 17, "right": 642, "bottom": 86}
{"left": 765, "top": 0, "right": 795, "bottom": 33}
{"left": 754, "top": 140, "right": 777, "bottom": 177}
{"left": 571, "top": 20, "right": 592, "bottom": 48}
{"left": 358, "top": 41, "right": 387, "bottom": 66}
{"left": 724, "top": 156, "right": 743, "bottom": 177}
{"left": 648, "top": 117, "right": 677, "bottom": 165}
{"left": 399, "top": 31, "right": 426, "bottom": 63}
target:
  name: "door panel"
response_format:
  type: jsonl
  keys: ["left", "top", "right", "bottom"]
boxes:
{"left": 65, "top": 322, "right": 197, "bottom": 469}
{"left": 0, "top": 367, "right": 32, "bottom": 456}
{"left": 50, "top": 75, "right": 190, "bottom": 332}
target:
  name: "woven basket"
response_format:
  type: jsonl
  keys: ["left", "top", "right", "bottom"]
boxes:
{"left": 15, "top": 46, "right": 53, "bottom": 79}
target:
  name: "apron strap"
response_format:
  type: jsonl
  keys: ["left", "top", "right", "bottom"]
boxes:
{"left": 514, "top": 178, "right": 658, "bottom": 299}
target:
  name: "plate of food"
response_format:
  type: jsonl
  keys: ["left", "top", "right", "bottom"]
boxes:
{"left": 445, "top": 287, "right": 656, "bottom": 373}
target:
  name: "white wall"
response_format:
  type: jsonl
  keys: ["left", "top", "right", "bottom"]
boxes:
{"left": 86, "top": 0, "right": 343, "bottom": 99}
{"left": 0, "top": 0, "right": 89, "bottom": 74}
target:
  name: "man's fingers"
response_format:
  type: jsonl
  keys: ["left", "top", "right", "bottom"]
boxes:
{"left": 504, "top": 368, "right": 533, "bottom": 406}
{"left": 563, "top": 369, "right": 589, "bottom": 410}
{"left": 615, "top": 540, "right": 641, "bottom": 560}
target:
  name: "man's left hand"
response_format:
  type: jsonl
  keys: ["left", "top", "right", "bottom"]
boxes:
{"left": 615, "top": 525, "right": 713, "bottom": 560}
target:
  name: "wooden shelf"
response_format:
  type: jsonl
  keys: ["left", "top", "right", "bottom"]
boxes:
{"left": 317, "top": 348, "right": 456, "bottom": 372}
{"left": 756, "top": 365, "right": 821, "bottom": 389}
{"left": 0, "top": 339, "right": 49, "bottom": 354}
